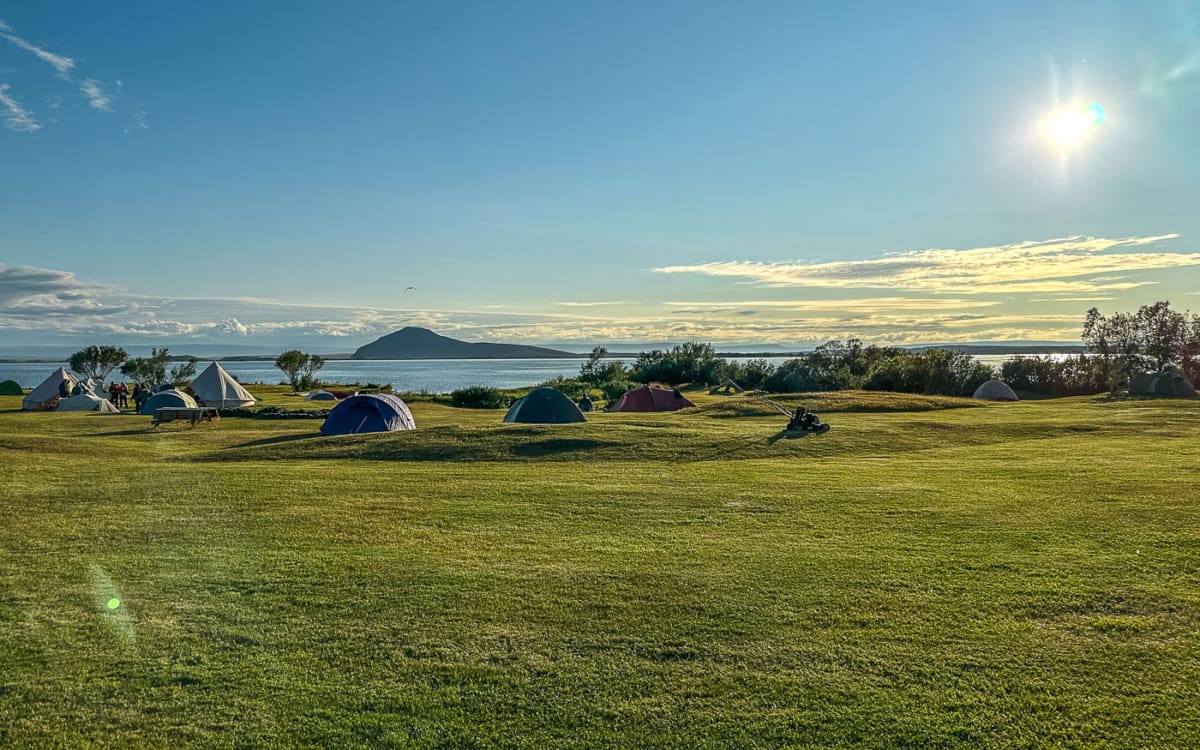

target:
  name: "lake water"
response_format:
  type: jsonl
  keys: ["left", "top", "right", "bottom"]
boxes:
{"left": 0, "top": 353, "right": 1050, "bottom": 393}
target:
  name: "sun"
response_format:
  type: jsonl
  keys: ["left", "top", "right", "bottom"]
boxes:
{"left": 1047, "top": 110, "right": 1091, "bottom": 149}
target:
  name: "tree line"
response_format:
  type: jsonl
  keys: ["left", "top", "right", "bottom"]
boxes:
{"left": 63, "top": 346, "right": 326, "bottom": 392}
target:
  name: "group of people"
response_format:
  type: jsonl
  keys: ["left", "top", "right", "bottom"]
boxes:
{"left": 57, "top": 377, "right": 144, "bottom": 410}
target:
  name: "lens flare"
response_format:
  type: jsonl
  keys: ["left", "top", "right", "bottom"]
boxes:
{"left": 1087, "top": 102, "right": 1106, "bottom": 125}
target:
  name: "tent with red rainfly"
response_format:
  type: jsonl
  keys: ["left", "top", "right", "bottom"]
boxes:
{"left": 609, "top": 385, "right": 696, "bottom": 413}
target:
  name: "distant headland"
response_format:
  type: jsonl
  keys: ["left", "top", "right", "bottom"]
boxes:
{"left": 350, "top": 327, "right": 577, "bottom": 360}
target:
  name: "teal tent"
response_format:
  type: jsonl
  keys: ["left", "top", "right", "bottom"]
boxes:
{"left": 139, "top": 389, "right": 198, "bottom": 415}
{"left": 503, "top": 387, "right": 586, "bottom": 424}
{"left": 1129, "top": 371, "right": 1197, "bottom": 398}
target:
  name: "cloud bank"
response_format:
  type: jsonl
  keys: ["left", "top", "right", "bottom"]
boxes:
{"left": 654, "top": 235, "right": 1194, "bottom": 294}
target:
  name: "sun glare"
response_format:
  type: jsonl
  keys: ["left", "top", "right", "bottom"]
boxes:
{"left": 1048, "top": 110, "right": 1091, "bottom": 148}
{"left": 1045, "top": 102, "right": 1105, "bottom": 151}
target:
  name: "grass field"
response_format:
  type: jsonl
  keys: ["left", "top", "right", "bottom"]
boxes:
{"left": 1, "top": 387, "right": 1198, "bottom": 747}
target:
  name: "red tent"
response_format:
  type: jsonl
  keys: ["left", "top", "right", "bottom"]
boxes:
{"left": 610, "top": 385, "right": 696, "bottom": 412}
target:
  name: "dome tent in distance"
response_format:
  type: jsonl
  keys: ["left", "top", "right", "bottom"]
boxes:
{"left": 190, "top": 362, "right": 257, "bottom": 408}
{"left": 972, "top": 379, "right": 1019, "bottom": 401}
{"left": 139, "top": 389, "right": 198, "bottom": 415}
{"left": 1129, "top": 371, "right": 1197, "bottom": 398}
{"left": 610, "top": 384, "right": 696, "bottom": 412}
{"left": 320, "top": 393, "right": 415, "bottom": 435}
{"left": 503, "top": 387, "right": 586, "bottom": 424}
{"left": 0, "top": 380, "right": 23, "bottom": 396}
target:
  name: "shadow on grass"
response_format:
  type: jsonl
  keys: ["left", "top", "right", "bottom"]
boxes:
{"left": 511, "top": 438, "right": 617, "bottom": 457}
{"left": 231, "top": 433, "right": 322, "bottom": 449}
{"left": 91, "top": 428, "right": 155, "bottom": 437}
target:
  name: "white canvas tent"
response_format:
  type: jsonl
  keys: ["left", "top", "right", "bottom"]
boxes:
{"left": 22, "top": 367, "right": 76, "bottom": 411}
{"left": 190, "top": 362, "right": 256, "bottom": 408}
{"left": 973, "top": 379, "right": 1019, "bottom": 401}
{"left": 58, "top": 393, "right": 120, "bottom": 413}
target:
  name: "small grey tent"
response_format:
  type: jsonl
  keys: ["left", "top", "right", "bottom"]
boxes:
{"left": 972, "top": 379, "right": 1019, "bottom": 401}
{"left": 22, "top": 368, "right": 76, "bottom": 411}
{"left": 191, "top": 362, "right": 256, "bottom": 408}
{"left": 503, "top": 387, "right": 586, "bottom": 424}
{"left": 306, "top": 390, "right": 338, "bottom": 401}
{"left": 1128, "top": 371, "right": 1197, "bottom": 398}
{"left": 58, "top": 393, "right": 120, "bottom": 413}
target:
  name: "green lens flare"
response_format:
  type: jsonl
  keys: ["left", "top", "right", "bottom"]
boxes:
{"left": 107, "top": 598, "right": 121, "bottom": 610}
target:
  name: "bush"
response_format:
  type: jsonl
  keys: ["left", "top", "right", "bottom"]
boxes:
{"left": 599, "top": 380, "right": 634, "bottom": 403}
{"left": 450, "top": 386, "right": 509, "bottom": 409}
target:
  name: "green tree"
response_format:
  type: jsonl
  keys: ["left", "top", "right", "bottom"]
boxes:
{"left": 68, "top": 345, "right": 128, "bottom": 382}
{"left": 579, "top": 346, "right": 628, "bottom": 385}
{"left": 275, "top": 350, "right": 326, "bottom": 391}
{"left": 169, "top": 357, "right": 199, "bottom": 388}
{"left": 120, "top": 348, "right": 171, "bottom": 389}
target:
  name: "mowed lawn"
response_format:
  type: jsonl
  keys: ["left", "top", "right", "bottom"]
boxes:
{"left": 1, "top": 389, "right": 1198, "bottom": 748}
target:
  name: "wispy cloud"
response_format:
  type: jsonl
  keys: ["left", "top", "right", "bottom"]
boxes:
{"left": 0, "top": 20, "right": 75, "bottom": 75}
{"left": 654, "top": 235, "right": 1195, "bottom": 294}
{"left": 556, "top": 301, "right": 630, "bottom": 307}
{"left": 664, "top": 298, "right": 1000, "bottom": 312}
{"left": 79, "top": 78, "right": 111, "bottom": 110}
{"left": 0, "top": 18, "right": 124, "bottom": 133}
{"left": 0, "top": 84, "right": 39, "bottom": 132}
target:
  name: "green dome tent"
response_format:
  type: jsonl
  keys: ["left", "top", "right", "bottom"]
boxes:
{"left": 139, "top": 389, "right": 198, "bottom": 415}
{"left": 0, "top": 380, "right": 23, "bottom": 396}
{"left": 1129, "top": 371, "right": 1197, "bottom": 398}
{"left": 503, "top": 387, "right": 586, "bottom": 424}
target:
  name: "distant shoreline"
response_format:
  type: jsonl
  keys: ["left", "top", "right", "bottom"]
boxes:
{"left": 0, "top": 345, "right": 1086, "bottom": 364}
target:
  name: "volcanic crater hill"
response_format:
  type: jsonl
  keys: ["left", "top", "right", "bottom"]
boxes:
{"left": 351, "top": 327, "right": 576, "bottom": 360}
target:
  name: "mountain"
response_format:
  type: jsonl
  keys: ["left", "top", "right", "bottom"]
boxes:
{"left": 351, "top": 327, "right": 577, "bottom": 360}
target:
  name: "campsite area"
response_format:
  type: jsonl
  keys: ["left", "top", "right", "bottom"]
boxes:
{"left": 1, "top": 387, "right": 1198, "bottom": 747}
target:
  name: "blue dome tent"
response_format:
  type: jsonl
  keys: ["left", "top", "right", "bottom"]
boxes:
{"left": 320, "top": 393, "right": 416, "bottom": 436}
{"left": 139, "top": 389, "right": 198, "bottom": 415}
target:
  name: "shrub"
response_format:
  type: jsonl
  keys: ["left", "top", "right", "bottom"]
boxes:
{"left": 450, "top": 386, "right": 509, "bottom": 409}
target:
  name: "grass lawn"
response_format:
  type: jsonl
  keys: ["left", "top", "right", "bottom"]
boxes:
{"left": 1, "top": 387, "right": 1198, "bottom": 747}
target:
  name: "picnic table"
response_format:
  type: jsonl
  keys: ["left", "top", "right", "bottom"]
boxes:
{"left": 151, "top": 406, "right": 220, "bottom": 428}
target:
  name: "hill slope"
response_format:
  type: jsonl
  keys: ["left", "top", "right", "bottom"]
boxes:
{"left": 351, "top": 327, "right": 575, "bottom": 359}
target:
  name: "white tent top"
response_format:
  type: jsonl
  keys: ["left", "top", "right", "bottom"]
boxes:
{"left": 22, "top": 367, "right": 76, "bottom": 410}
{"left": 190, "top": 362, "right": 256, "bottom": 408}
{"left": 973, "top": 379, "right": 1019, "bottom": 401}
{"left": 58, "top": 393, "right": 120, "bottom": 413}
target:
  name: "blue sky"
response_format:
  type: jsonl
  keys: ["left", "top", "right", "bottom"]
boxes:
{"left": 2, "top": 1, "right": 1199, "bottom": 350}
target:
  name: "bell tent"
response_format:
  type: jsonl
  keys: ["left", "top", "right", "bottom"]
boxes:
{"left": 0, "top": 380, "right": 23, "bottom": 396}
{"left": 320, "top": 393, "right": 415, "bottom": 435}
{"left": 503, "top": 387, "right": 586, "bottom": 424}
{"left": 190, "top": 362, "right": 256, "bottom": 408}
{"left": 306, "top": 390, "right": 338, "bottom": 401}
{"left": 22, "top": 368, "right": 76, "bottom": 411}
{"left": 139, "top": 389, "right": 198, "bottom": 415}
{"left": 610, "top": 385, "right": 696, "bottom": 412}
{"left": 1129, "top": 371, "right": 1197, "bottom": 398}
{"left": 972, "top": 379, "right": 1019, "bottom": 402}
{"left": 58, "top": 393, "right": 120, "bottom": 413}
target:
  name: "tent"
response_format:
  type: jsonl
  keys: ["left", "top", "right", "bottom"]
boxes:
{"left": 1129, "top": 371, "right": 1197, "bottom": 398}
{"left": 139, "top": 388, "right": 198, "bottom": 415}
{"left": 320, "top": 393, "right": 415, "bottom": 435}
{"left": 972, "top": 379, "right": 1019, "bottom": 401}
{"left": 306, "top": 390, "right": 338, "bottom": 401}
{"left": 0, "top": 380, "right": 23, "bottom": 396}
{"left": 58, "top": 393, "right": 120, "bottom": 413}
{"left": 503, "top": 387, "right": 586, "bottom": 424}
{"left": 22, "top": 368, "right": 76, "bottom": 411}
{"left": 610, "top": 384, "right": 696, "bottom": 412}
{"left": 191, "top": 362, "right": 256, "bottom": 408}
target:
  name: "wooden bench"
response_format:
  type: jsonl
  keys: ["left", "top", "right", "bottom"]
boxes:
{"left": 151, "top": 406, "right": 220, "bottom": 428}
